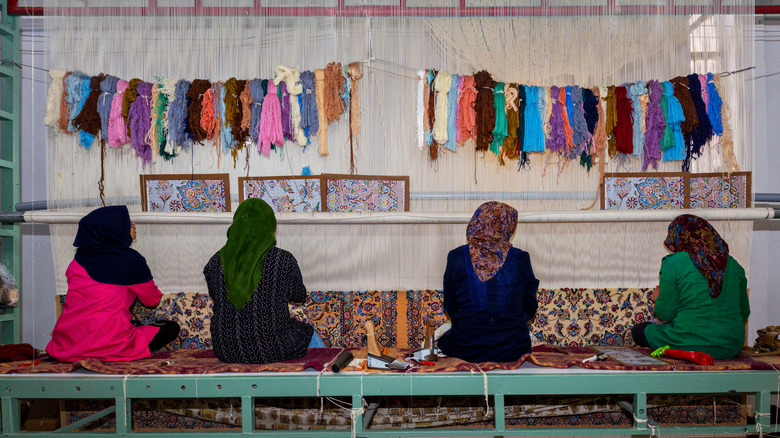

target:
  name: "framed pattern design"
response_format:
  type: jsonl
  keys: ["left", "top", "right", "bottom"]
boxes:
{"left": 602, "top": 172, "right": 751, "bottom": 210}
{"left": 140, "top": 174, "right": 231, "bottom": 213}
{"left": 238, "top": 176, "right": 324, "bottom": 213}
{"left": 322, "top": 174, "right": 410, "bottom": 212}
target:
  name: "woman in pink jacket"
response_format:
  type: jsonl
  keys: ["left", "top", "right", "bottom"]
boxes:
{"left": 46, "top": 206, "right": 179, "bottom": 362}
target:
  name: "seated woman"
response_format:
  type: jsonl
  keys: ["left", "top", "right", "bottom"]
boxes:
{"left": 437, "top": 201, "right": 539, "bottom": 363}
{"left": 46, "top": 206, "right": 180, "bottom": 362}
{"left": 204, "top": 198, "right": 324, "bottom": 364}
{"left": 632, "top": 214, "right": 749, "bottom": 360}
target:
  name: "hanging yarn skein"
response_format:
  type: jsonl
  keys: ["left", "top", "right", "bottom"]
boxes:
{"left": 416, "top": 69, "right": 426, "bottom": 151}
{"left": 299, "top": 71, "right": 319, "bottom": 142}
{"left": 96, "top": 75, "right": 118, "bottom": 143}
{"left": 313, "top": 70, "right": 328, "bottom": 155}
{"left": 169, "top": 79, "right": 192, "bottom": 151}
{"left": 73, "top": 74, "right": 107, "bottom": 149}
{"left": 348, "top": 61, "right": 363, "bottom": 172}
{"left": 643, "top": 80, "right": 665, "bottom": 171}
{"left": 128, "top": 82, "right": 154, "bottom": 165}
{"left": 473, "top": 70, "right": 496, "bottom": 152}
{"left": 258, "top": 81, "right": 283, "bottom": 156}
{"left": 457, "top": 75, "right": 477, "bottom": 146}
{"left": 107, "top": 79, "right": 130, "bottom": 148}
{"left": 490, "top": 82, "right": 508, "bottom": 160}
{"left": 324, "top": 62, "right": 346, "bottom": 124}
{"left": 44, "top": 69, "right": 67, "bottom": 128}
{"left": 432, "top": 71, "right": 452, "bottom": 146}
{"left": 502, "top": 83, "right": 519, "bottom": 160}
{"left": 443, "top": 73, "right": 459, "bottom": 152}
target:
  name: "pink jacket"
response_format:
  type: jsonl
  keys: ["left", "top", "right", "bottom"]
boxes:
{"left": 46, "top": 260, "right": 162, "bottom": 362}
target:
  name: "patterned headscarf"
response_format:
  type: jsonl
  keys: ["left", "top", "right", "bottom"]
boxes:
{"left": 466, "top": 201, "right": 518, "bottom": 282}
{"left": 664, "top": 214, "right": 729, "bottom": 298}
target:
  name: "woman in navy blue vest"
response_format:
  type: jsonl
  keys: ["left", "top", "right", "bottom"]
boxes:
{"left": 438, "top": 202, "right": 539, "bottom": 363}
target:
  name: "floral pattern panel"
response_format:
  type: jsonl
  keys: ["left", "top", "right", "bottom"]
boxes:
{"left": 324, "top": 175, "right": 409, "bottom": 212}
{"left": 690, "top": 173, "right": 750, "bottom": 209}
{"left": 240, "top": 177, "right": 322, "bottom": 212}
{"left": 603, "top": 175, "right": 685, "bottom": 210}
{"left": 531, "top": 288, "right": 656, "bottom": 347}
{"left": 57, "top": 288, "right": 654, "bottom": 352}
{"left": 142, "top": 174, "right": 230, "bottom": 212}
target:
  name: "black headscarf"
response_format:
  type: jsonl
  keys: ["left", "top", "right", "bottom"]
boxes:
{"left": 73, "top": 206, "right": 153, "bottom": 285}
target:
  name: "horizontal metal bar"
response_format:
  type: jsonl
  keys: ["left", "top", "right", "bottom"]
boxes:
{"left": 9, "top": 208, "right": 774, "bottom": 225}
{"left": 0, "top": 109, "right": 14, "bottom": 121}
{"left": 0, "top": 158, "right": 16, "bottom": 169}
{"left": 755, "top": 192, "right": 780, "bottom": 203}
{"left": 411, "top": 191, "right": 595, "bottom": 201}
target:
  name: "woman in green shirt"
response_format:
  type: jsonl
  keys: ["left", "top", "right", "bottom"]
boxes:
{"left": 631, "top": 214, "right": 749, "bottom": 359}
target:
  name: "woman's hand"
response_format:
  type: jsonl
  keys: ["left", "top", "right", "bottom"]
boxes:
{"left": 650, "top": 285, "right": 660, "bottom": 302}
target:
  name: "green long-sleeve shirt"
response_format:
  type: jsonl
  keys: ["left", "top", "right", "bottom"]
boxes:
{"left": 645, "top": 252, "right": 749, "bottom": 359}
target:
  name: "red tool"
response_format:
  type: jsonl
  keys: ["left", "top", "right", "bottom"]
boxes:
{"left": 651, "top": 345, "right": 713, "bottom": 365}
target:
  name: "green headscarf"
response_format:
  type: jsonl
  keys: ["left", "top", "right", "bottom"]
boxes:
{"left": 220, "top": 198, "right": 277, "bottom": 310}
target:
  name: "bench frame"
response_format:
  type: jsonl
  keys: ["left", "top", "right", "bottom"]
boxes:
{"left": 0, "top": 368, "right": 776, "bottom": 436}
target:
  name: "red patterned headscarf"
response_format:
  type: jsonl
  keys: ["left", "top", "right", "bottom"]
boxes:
{"left": 664, "top": 214, "right": 729, "bottom": 298}
{"left": 467, "top": 201, "right": 518, "bottom": 282}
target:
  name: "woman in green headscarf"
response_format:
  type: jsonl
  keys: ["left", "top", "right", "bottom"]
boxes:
{"left": 204, "top": 199, "right": 325, "bottom": 364}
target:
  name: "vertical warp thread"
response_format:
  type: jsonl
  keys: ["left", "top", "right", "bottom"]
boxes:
{"left": 473, "top": 70, "right": 496, "bottom": 152}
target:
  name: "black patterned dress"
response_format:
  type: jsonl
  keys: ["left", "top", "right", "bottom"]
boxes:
{"left": 204, "top": 247, "right": 314, "bottom": 364}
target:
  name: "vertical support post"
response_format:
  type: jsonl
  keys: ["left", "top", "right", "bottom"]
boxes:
{"left": 241, "top": 395, "right": 254, "bottom": 434}
{"left": 1, "top": 396, "right": 19, "bottom": 434}
{"left": 114, "top": 396, "right": 130, "bottom": 434}
{"left": 633, "top": 392, "right": 648, "bottom": 430}
{"left": 0, "top": 0, "right": 21, "bottom": 345}
{"left": 754, "top": 390, "right": 771, "bottom": 431}
{"left": 493, "top": 393, "right": 505, "bottom": 434}
{"left": 351, "top": 394, "right": 364, "bottom": 436}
